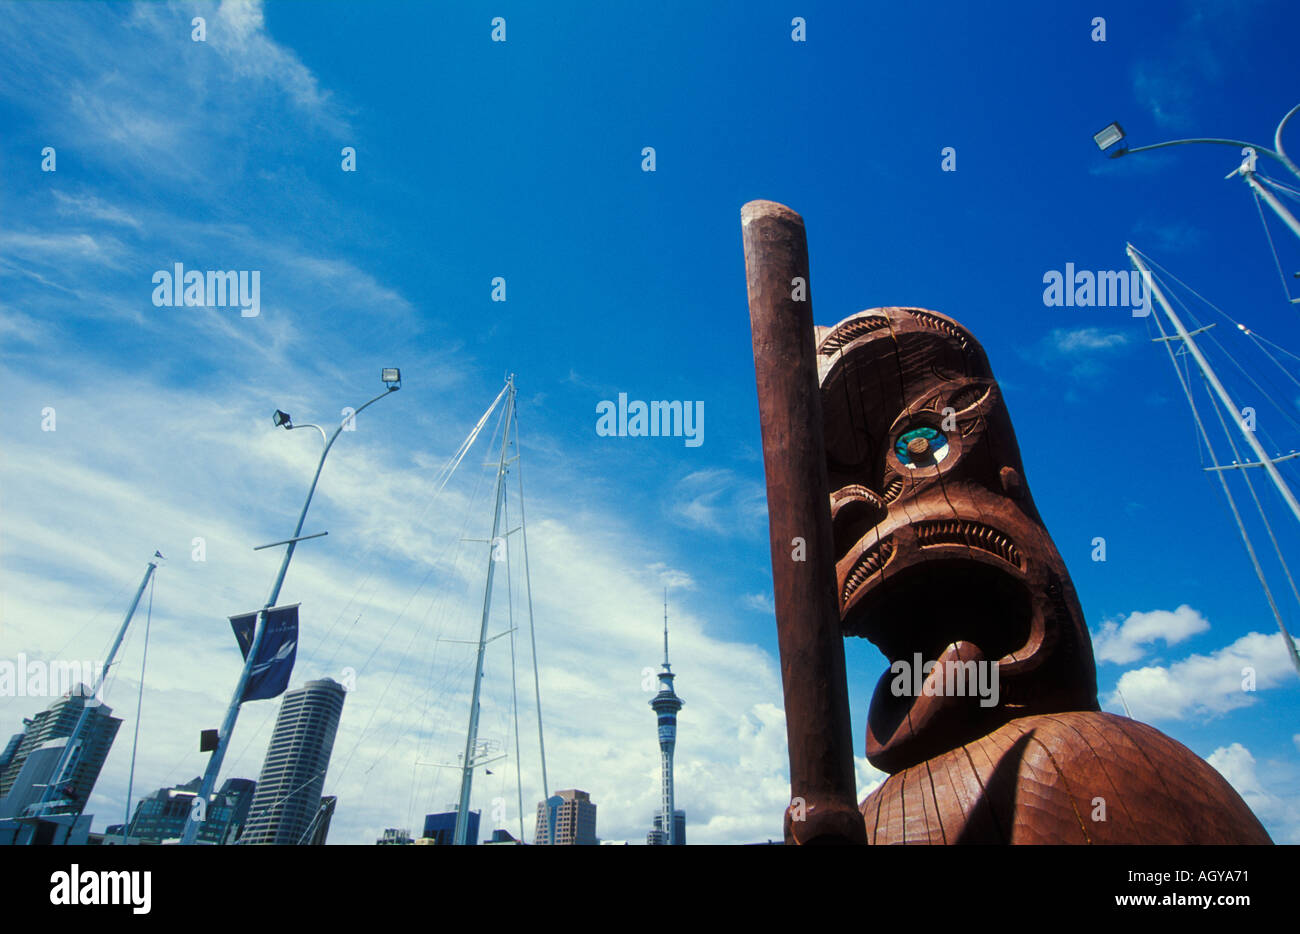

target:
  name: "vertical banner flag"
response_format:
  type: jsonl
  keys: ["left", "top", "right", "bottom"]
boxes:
{"left": 229, "top": 604, "right": 299, "bottom": 702}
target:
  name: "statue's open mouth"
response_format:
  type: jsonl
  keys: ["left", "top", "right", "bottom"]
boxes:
{"left": 855, "top": 555, "right": 1035, "bottom": 759}
{"left": 841, "top": 518, "right": 1024, "bottom": 608}
{"left": 846, "top": 552, "right": 1033, "bottom": 665}
{"left": 838, "top": 509, "right": 1038, "bottom": 747}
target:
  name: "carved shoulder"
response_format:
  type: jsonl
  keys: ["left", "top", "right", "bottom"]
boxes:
{"left": 860, "top": 711, "right": 1272, "bottom": 844}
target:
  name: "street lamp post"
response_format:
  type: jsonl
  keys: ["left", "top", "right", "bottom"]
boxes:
{"left": 178, "top": 369, "right": 401, "bottom": 845}
{"left": 1094, "top": 105, "right": 1300, "bottom": 250}
{"left": 1093, "top": 102, "right": 1300, "bottom": 180}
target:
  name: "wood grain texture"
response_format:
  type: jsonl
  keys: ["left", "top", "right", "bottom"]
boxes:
{"left": 742, "top": 200, "right": 864, "bottom": 844}
{"left": 861, "top": 711, "right": 1272, "bottom": 844}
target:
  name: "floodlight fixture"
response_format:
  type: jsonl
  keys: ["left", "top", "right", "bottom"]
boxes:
{"left": 1094, "top": 122, "right": 1125, "bottom": 152}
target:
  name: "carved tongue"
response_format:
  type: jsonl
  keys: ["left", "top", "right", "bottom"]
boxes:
{"left": 866, "top": 641, "right": 996, "bottom": 772}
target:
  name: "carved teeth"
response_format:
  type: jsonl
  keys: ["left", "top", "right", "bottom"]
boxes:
{"left": 832, "top": 484, "right": 885, "bottom": 514}
{"left": 819, "top": 315, "right": 891, "bottom": 355}
{"left": 842, "top": 539, "right": 896, "bottom": 603}
{"left": 914, "top": 520, "right": 1022, "bottom": 569}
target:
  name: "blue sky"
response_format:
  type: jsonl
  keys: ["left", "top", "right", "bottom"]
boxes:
{"left": 2, "top": 0, "right": 1299, "bottom": 844}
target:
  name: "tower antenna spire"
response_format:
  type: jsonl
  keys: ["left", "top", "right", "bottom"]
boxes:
{"left": 663, "top": 587, "right": 670, "bottom": 668}
{"left": 649, "top": 586, "right": 684, "bottom": 844}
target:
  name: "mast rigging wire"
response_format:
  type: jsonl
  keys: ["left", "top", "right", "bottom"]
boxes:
{"left": 1143, "top": 256, "right": 1300, "bottom": 678}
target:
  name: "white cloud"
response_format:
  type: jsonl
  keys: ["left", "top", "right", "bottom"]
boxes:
{"left": 646, "top": 562, "right": 697, "bottom": 593}
{"left": 1092, "top": 604, "right": 1210, "bottom": 664}
{"left": 1207, "top": 743, "right": 1267, "bottom": 808}
{"left": 1110, "top": 630, "right": 1299, "bottom": 721}
{"left": 209, "top": 0, "right": 340, "bottom": 120}
{"left": 855, "top": 755, "right": 886, "bottom": 801}
{"left": 1206, "top": 742, "right": 1300, "bottom": 843}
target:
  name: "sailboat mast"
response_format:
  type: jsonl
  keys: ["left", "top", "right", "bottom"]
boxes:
{"left": 1242, "top": 171, "right": 1300, "bottom": 244}
{"left": 31, "top": 556, "right": 159, "bottom": 818}
{"left": 514, "top": 405, "right": 550, "bottom": 809}
{"left": 1127, "top": 244, "right": 1300, "bottom": 526}
{"left": 453, "top": 376, "right": 516, "bottom": 845}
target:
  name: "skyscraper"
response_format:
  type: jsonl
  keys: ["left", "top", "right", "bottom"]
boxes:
{"left": 0, "top": 686, "right": 121, "bottom": 818}
{"left": 240, "top": 678, "right": 346, "bottom": 845}
{"left": 534, "top": 789, "right": 597, "bottom": 845}
{"left": 647, "top": 597, "right": 684, "bottom": 845}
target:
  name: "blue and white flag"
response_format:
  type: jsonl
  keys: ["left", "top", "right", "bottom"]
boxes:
{"left": 229, "top": 604, "right": 299, "bottom": 702}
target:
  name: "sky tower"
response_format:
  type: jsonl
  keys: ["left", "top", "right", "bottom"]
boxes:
{"left": 649, "top": 591, "right": 684, "bottom": 845}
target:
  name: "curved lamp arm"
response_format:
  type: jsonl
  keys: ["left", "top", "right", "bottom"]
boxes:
{"left": 1274, "top": 102, "right": 1300, "bottom": 173}
{"left": 1114, "top": 134, "right": 1300, "bottom": 181}
{"left": 287, "top": 422, "right": 328, "bottom": 447}
{"left": 269, "top": 385, "right": 399, "bottom": 607}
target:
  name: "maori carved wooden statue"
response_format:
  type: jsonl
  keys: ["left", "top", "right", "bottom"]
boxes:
{"left": 742, "top": 199, "right": 1272, "bottom": 845}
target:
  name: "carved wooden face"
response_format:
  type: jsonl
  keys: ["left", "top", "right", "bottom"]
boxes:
{"left": 817, "top": 308, "right": 1098, "bottom": 772}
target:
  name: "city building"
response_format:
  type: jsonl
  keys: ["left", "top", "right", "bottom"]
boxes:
{"left": 647, "top": 600, "right": 685, "bottom": 845}
{"left": 240, "top": 678, "right": 346, "bottom": 845}
{"left": 534, "top": 789, "right": 597, "bottom": 845}
{"left": 646, "top": 809, "right": 686, "bottom": 846}
{"left": 0, "top": 686, "right": 121, "bottom": 818}
{"left": 377, "top": 827, "right": 413, "bottom": 845}
{"left": 421, "top": 808, "right": 479, "bottom": 845}
{"left": 106, "top": 776, "right": 255, "bottom": 844}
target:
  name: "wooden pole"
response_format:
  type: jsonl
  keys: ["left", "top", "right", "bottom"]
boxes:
{"left": 742, "top": 200, "right": 865, "bottom": 844}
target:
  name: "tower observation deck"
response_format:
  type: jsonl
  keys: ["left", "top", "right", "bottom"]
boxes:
{"left": 649, "top": 595, "right": 684, "bottom": 845}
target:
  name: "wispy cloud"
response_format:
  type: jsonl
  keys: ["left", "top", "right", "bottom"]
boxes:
{"left": 743, "top": 592, "right": 774, "bottom": 615}
{"left": 1025, "top": 326, "right": 1134, "bottom": 386}
{"left": 1047, "top": 327, "right": 1131, "bottom": 355}
{"left": 670, "top": 468, "right": 767, "bottom": 534}
{"left": 0, "top": 1, "right": 349, "bottom": 192}
{"left": 52, "top": 191, "right": 143, "bottom": 231}
{"left": 1127, "top": 0, "right": 1257, "bottom": 131}
{"left": 1130, "top": 219, "right": 1208, "bottom": 254}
